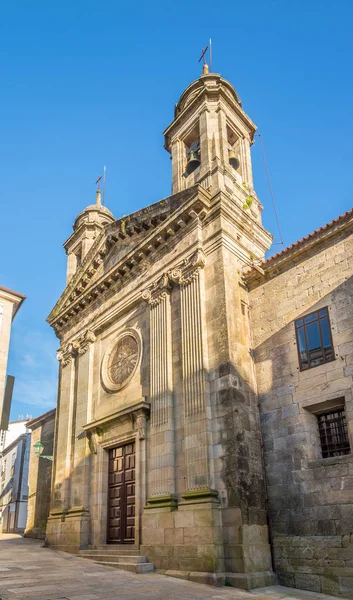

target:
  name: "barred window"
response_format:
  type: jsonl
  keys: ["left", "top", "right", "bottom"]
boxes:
{"left": 295, "top": 307, "right": 334, "bottom": 371}
{"left": 317, "top": 409, "right": 350, "bottom": 458}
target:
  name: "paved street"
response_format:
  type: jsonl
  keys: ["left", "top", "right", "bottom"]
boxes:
{"left": 0, "top": 535, "right": 344, "bottom": 600}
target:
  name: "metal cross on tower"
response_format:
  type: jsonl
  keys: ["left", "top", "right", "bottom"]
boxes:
{"left": 198, "top": 46, "right": 209, "bottom": 65}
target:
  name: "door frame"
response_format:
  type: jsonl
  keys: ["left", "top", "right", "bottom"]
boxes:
{"left": 93, "top": 427, "right": 146, "bottom": 549}
{"left": 106, "top": 441, "right": 136, "bottom": 545}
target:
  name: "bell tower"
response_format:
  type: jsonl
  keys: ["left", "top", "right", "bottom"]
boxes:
{"left": 164, "top": 69, "right": 263, "bottom": 224}
{"left": 63, "top": 189, "right": 115, "bottom": 284}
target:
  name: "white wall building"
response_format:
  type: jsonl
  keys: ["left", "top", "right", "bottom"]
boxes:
{"left": 0, "top": 286, "right": 25, "bottom": 429}
{"left": 0, "top": 420, "right": 30, "bottom": 533}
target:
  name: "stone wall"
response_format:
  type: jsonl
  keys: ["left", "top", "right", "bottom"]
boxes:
{"left": 250, "top": 227, "right": 353, "bottom": 597}
{"left": 25, "top": 410, "right": 55, "bottom": 539}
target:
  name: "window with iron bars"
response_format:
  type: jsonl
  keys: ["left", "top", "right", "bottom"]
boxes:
{"left": 295, "top": 307, "right": 334, "bottom": 371}
{"left": 317, "top": 408, "right": 350, "bottom": 458}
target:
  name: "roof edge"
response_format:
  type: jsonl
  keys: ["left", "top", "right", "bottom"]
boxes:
{"left": 245, "top": 207, "right": 353, "bottom": 288}
{"left": 26, "top": 408, "right": 56, "bottom": 430}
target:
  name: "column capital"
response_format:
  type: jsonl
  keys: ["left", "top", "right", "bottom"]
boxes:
{"left": 77, "top": 329, "right": 96, "bottom": 355}
{"left": 57, "top": 329, "right": 96, "bottom": 365}
{"left": 56, "top": 343, "right": 75, "bottom": 366}
{"left": 169, "top": 247, "right": 206, "bottom": 287}
{"left": 142, "top": 273, "right": 172, "bottom": 306}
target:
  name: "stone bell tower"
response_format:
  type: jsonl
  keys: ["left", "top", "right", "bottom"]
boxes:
{"left": 164, "top": 69, "right": 263, "bottom": 225}
{"left": 64, "top": 189, "right": 115, "bottom": 284}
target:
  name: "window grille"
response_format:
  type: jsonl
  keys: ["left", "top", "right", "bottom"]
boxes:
{"left": 317, "top": 409, "right": 350, "bottom": 458}
{"left": 295, "top": 307, "right": 334, "bottom": 371}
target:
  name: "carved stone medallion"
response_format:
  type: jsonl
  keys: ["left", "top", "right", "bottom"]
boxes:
{"left": 109, "top": 335, "right": 138, "bottom": 384}
{"left": 102, "top": 330, "right": 141, "bottom": 393}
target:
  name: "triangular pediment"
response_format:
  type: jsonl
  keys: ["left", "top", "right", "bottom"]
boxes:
{"left": 48, "top": 185, "right": 210, "bottom": 333}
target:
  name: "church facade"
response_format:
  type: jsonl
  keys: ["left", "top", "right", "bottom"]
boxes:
{"left": 47, "top": 70, "right": 353, "bottom": 596}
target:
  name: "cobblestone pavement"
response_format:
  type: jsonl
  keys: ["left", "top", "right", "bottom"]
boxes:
{"left": 0, "top": 535, "right": 344, "bottom": 600}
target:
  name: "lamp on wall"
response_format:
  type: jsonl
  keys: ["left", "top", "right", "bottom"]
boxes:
{"left": 33, "top": 441, "right": 53, "bottom": 461}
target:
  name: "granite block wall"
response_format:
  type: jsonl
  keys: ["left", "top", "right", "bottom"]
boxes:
{"left": 250, "top": 226, "right": 353, "bottom": 597}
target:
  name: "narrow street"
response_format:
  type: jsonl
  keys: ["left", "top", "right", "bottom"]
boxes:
{"left": 0, "top": 535, "right": 344, "bottom": 600}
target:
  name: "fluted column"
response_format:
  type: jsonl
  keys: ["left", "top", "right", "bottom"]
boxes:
{"left": 170, "top": 248, "right": 214, "bottom": 496}
{"left": 53, "top": 330, "right": 96, "bottom": 513}
{"left": 71, "top": 330, "right": 96, "bottom": 511}
{"left": 54, "top": 343, "right": 77, "bottom": 512}
{"left": 142, "top": 274, "right": 176, "bottom": 508}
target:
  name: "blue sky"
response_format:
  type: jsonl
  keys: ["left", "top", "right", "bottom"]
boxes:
{"left": 1, "top": 0, "right": 352, "bottom": 420}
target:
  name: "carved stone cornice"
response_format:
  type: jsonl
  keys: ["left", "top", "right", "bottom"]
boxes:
{"left": 142, "top": 273, "right": 172, "bottom": 306}
{"left": 83, "top": 401, "right": 150, "bottom": 439}
{"left": 48, "top": 186, "right": 210, "bottom": 336}
{"left": 57, "top": 329, "right": 96, "bottom": 366}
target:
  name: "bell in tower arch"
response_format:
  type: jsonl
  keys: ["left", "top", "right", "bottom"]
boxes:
{"left": 229, "top": 148, "right": 240, "bottom": 170}
{"left": 185, "top": 140, "right": 201, "bottom": 175}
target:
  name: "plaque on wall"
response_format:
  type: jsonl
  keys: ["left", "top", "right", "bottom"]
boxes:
{"left": 101, "top": 330, "right": 141, "bottom": 393}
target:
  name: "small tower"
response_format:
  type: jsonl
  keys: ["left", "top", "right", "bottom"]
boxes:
{"left": 164, "top": 70, "right": 262, "bottom": 222}
{"left": 64, "top": 189, "right": 115, "bottom": 284}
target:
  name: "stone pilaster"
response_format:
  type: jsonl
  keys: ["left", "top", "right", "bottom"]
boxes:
{"left": 47, "top": 330, "right": 95, "bottom": 551}
{"left": 170, "top": 248, "right": 214, "bottom": 497}
{"left": 71, "top": 331, "right": 95, "bottom": 512}
{"left": 142, "top": 275, "right": 176, "bottom": 508}
{"left": 54, "top": 344, "right": 76, "bottom": 511}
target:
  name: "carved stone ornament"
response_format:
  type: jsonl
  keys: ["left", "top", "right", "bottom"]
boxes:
{"left": 169, "top": 248, "right": 206, "bottom": 287}
{"left": 141, "top": 248, "right": 206, "bottom": 303}
{"left": 134, "top": 410, "right": 147, "bottom": 440}
{"left": 56, "top": 346, "right": 73, "bottom": 367}
{"left": 78, "top": 330, "right": 96, "bottom": 355}
{"left": 87, "top": 430, "right": 98, "bottom": 454}
{"left": 57, "top": 329, "right": 96, "bottom": 366}
{"left": 101, "top": 329, "right": 142, "bottom": 393}
{"left": 142, "top": 273, "right": 172, "bottom": 306}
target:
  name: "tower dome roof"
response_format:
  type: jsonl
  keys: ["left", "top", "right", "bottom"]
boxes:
{"left": 174, "top": 73, "right": 242, "bottom": 119}
{"left": 73, "top": 191, "right": 115, "bottom": 231}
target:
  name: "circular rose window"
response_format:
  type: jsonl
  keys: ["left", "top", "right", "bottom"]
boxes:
{"left": 102, "top": 331, "right": 141, "bottom": 392}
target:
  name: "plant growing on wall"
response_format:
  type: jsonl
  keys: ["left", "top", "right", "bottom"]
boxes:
{"left": 242, "top": 182, "right": 254, "bottom": 210}
{"left": 243, "top": 196, "right": 254, "bottom": 210}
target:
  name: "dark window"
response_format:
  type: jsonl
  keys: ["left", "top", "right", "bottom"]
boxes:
{"left": 295, "top": 307, "right": 334, "bottom": 371}
{"left": 317, "top": 409, "right": 350, "bottom": 458}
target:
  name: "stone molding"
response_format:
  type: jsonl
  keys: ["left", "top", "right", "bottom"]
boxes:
{"left": 57, "top": 329, "right": 96, "bottom": 366}
{"left": 83, "top": 401, "right": 150, "bottom": 453}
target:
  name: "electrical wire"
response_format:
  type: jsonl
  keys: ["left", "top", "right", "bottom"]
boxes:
{"left": 255, "top": 132, "right": 284, "bottom": 245}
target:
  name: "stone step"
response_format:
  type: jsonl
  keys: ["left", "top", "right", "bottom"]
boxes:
{"left": 98, "top": 561, "right": 154, "bottom": 574}
{"left": 80, "top": 548, "right": 139, "bottom": 556}
{"left": 79, "top": 553, "right": 147, "bottom": 564}
{"left": 96, "top": 544, "right": 138, "bottom": 552}
{"left": 78, "top": 549, "right": 154, "bottom": 574}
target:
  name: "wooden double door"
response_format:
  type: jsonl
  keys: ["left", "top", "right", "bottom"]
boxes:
{"left": 107, "top": 442, "right": 135, "bottom": 544}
